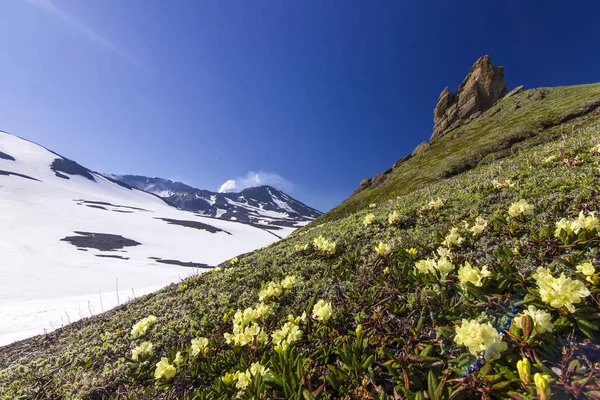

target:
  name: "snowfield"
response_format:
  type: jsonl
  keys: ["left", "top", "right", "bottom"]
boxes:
{"left": 0, "top": 131, "right": 292, "bottom": 346}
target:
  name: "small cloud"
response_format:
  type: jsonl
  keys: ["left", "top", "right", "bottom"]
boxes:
{"left": 218, "top": 171, "right": 294, "bottom": 193}
{"left": 218, "top": 179, "right": 238, "bottom": 193}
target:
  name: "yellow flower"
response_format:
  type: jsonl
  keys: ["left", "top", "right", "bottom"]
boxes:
{"left": 436, "top": 247, "right": 451, "bottom": 258}
{"left": 470, "top": 217, "right": 488, "bottom": 236}
{"left": 533, "top": 267, "right": 590, "bottom": 313}
{"left": 454, "top": 319, "right": 507, "bottom": 360}
{"left": 313, "top": 236, "right": 336, "bottom": 255}
{"left": 312, "top": 299, "right": 333, "bottom": 323}
{"left": 414, "top": 258, "right": 436, "bottom": 275}
{"left": 576, "top": 261, "right": 595, "bottom": 277}
{"left": 508, "top": 199, "right": 534, "bottom": 217}
{"left": 406, "top": 247, "right": 418, "bottom": 257}
{"left": 435, "top": 257, "right": 454, "bottom": 275}
{"left": 420, "top": 198, "right": 445, "bottom": 214}
{"left": 457, "top": 262, "right": 491, "bottom": 287}
{"left": 280, "top": 275, "right": 297, "bottom": 289}
{"left": 513, "top": 305, "right": 553, "bottom": 336}
{"left": 131, "top": 341, "right": 153, "bottom": 361}
{"left": 295, "top": 244, "right": 309, "bottom": 251}
{"left": 442, "top": 227, "right": 464, "bottom": 248}
{"left": 534, "top": 373, "right": 552, "bottom": 400}
{"left": 236, "top": 370, "right": 252, "bottom": 389}
{"left": 249, "top": 362, "right": 271, "bottom": 379}
{"left": 154, "top": 357, "right": 176, "bottom": 380}
{"left": 131, "top": 315, "right": 158, "bottom": 338}
{"left": 230, "top": 257, "right": 239, "bottom": 265}
{"left": 388, "top": 210, "right": 400, "bottom": 225}
{"left": 363, "top": 213, "right": 375, "bottom": 226}
{"left": 174, "top": 351, "right": 184, "bottom": 365}
{"left": 553, "top": 211, "right": 597, "bottom": 237}
{"left": 191, "top": 337, "right": 209, "bottom": 357}
{"left": 221, "top": 371, "right": 240, "bottom": 386}
{"left": 374, "top": 242, "right": 391, "bottom": 256}
{"left": 369, "top": 203, "right": 377, "bottom": 208}
{"left": 259, "top": 281, "right": 283, "bottom": 302}
{"left": 517, "top": 358, "right": 531, "bottom": 385}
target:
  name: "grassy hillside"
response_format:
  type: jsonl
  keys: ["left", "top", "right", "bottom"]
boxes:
{"left": 2, "top": 85, "right": 600, "bottom": 399}
{"left": 317, "top": 83, "right": 600, "bottom": 225}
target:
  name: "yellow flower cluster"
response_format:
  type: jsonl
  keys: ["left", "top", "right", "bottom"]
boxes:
{"left": 457, "top": 261, "right": 491, "bottom": 287}
{"left": 442, "top": 227, "right": 464, "bottom": 248}
{"left": 221, "top": 362, "right": 273, "bottom": 390}
{"left": 406, "top": 247, "right": 418, "bottom": 257}
{"left": 554, "top": 211, "right": 599, "bottom": 237}
{"left": 414, "top": 257, "right": 453, "bottom": 276}
{"left": 374, "top": 242, "right": 391, "bottom": 256}
{"left": 224, "top": 305, "right": 269, "bottom": 346}
{"left": 131, "top": 315, "right": 158, "bottom": 338}
{"left": 363, "top": 213, "right": 375, "bottom": 226}
{"left": 154, "top": 357, "right": 176, "bottom": 380}
{"left": 491, "top": 178, "right": 515, "bottom": 188}
{"left": 230, "top": 257, "right": 239, "bottom": 266}
{"left": 259, "top": 281, "right": 282, "bottom": 302}
{"left": 295, "top": 243, "right": 309, "bottom": 251}
{"left": 576, "top": 261, "right": 597, "bottom": 284}
{"left": 191, "top": 337, "right": 209, "bottom": 357}
{"left": 454, "top": 319, "right": 507, "bottom": 360}
{"left": 259, "top": 275, "right": 297, "bottom": 301}
{"left": 508, "top": 199, "right": 534, "bottom": 218}
{"left": 419, "top": 198, "right": 445, "bottom": 214}
{"left": 272, "top": 313, "right": 306, "bottom": 353}
{"left": 131, "top": 341, "right": 153, "bottom": 361}
{"left": 313, "top": 236, "right": 336, "bottom": 255}
{"left": 369, "top": 203, "right": 377, "bottom": 208}
{"left": 312, "top": 299, "right": 333, "bottom": 323}
{"left": 470, "top": 217, "right": 488, "bottom": 236}
{"left": 533, "top": 267, "right": 590, "bottom": 313}
{"left": 513, "top": 305, "right": 553, "bottom": 337}
{"left": 388, "top": 210, "right": 400, "bottom": 225}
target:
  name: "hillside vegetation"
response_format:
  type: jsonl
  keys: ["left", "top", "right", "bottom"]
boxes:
{"left": 317, "top": 83, "right": 600, "bottom": 225}
{"left": 2, "top": 84, "right": 600, "bottom": 399}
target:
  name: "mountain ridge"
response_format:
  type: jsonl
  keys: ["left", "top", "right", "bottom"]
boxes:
{"left": 108, "top": 174, "right": 322, "bottom": 228}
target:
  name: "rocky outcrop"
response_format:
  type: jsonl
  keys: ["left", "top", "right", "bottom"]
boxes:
{"left": 412, "top": 142, "right": 430, "bottom": 156}
{"left": 505, "top": 85, "right": 525, "bottom": 98}
{"left": 431, "top": 55, "right": 508, "bottom": 141}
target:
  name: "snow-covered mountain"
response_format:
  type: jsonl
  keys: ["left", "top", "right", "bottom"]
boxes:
{"left": 108, "top": 175, "right": 322, "bottom": 227}
{"left": 0, "top": 130, "right": 295, "bottom": 345}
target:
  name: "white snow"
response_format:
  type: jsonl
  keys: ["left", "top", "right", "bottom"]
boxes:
{"left": 0, "top": 131, "right": 289, "bottom": 346}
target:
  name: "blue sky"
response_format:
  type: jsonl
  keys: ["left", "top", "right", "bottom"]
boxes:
{"left": 1, "top": 0, "right": 599, "bottom": 211}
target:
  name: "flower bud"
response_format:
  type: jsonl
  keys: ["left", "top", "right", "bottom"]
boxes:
{"left": 520, "top": 314, "right": 533, "bottom": 340}
{"left": 534, "top": 373, "right": 551, "bottom": 400}
{"left": 356, "top": 324, "right": 363, "bottom": 337}
{"left": 516, "top": 358, "right": 530, "bottom": 385}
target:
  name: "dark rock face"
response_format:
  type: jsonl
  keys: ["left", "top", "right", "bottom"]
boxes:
{"left": 0, "top": 151, "right": 15, "bottom": 161}
{"left": 51, "top": 158, "right": 95, "bottom": 181}
{"left": 431, "top": 55, "right": 508, "bottom": 141}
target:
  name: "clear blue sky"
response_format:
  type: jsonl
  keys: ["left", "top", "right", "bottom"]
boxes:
{"left": 1, "top": 0, "right": 599, "bottom": 211}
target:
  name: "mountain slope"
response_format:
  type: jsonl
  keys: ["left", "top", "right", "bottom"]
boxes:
{"left": 1, "top": 83, "right": 599, "bottom": 399}
{"left": 0, "top": 131, "right": 293, "bottom": 345}
{"left": 316, "top": 83, "right": 600, "bottom": 226}
{"left": 108, "top": 174, "right": 322, "bottom": 228}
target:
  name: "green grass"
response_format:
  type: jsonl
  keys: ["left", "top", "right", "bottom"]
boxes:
{"left": 1, "top": 84, "right": 600, "bottom": 399}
